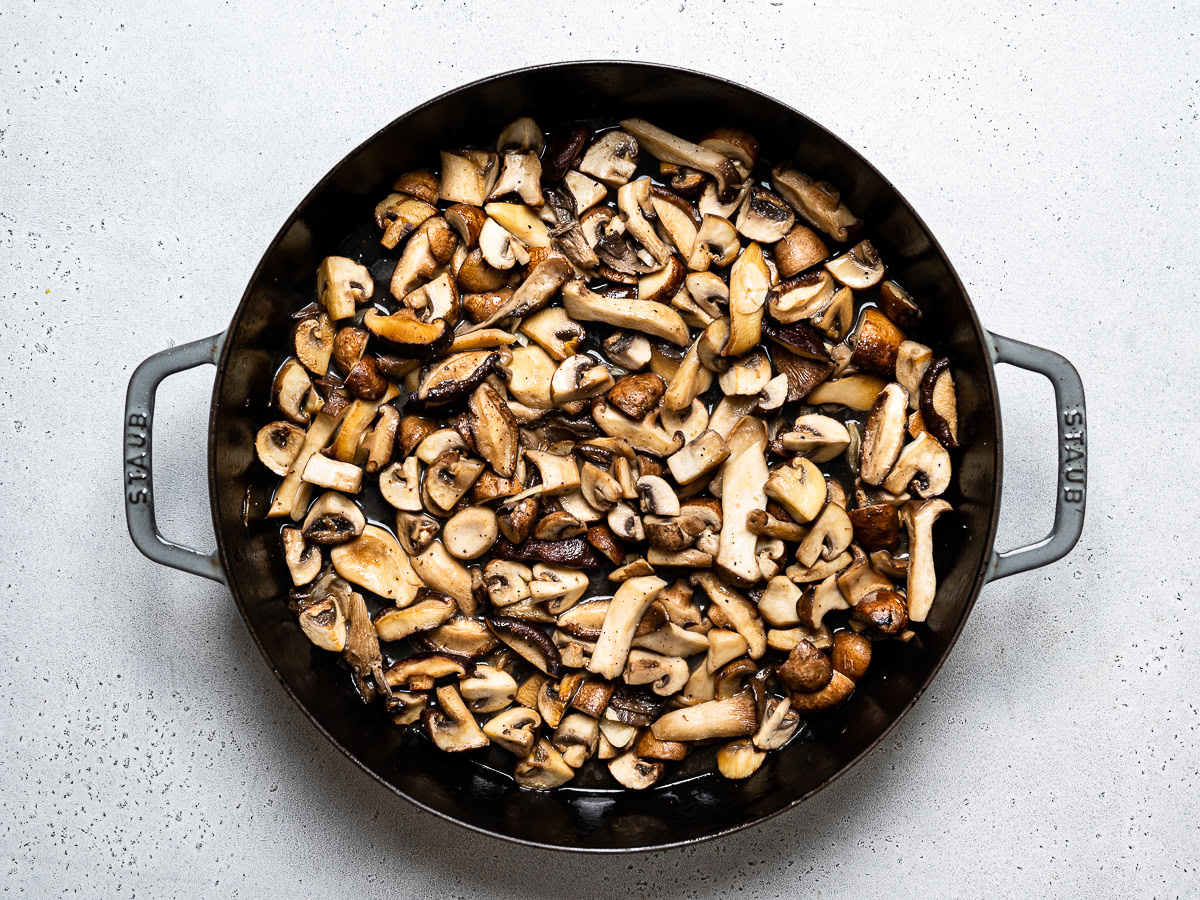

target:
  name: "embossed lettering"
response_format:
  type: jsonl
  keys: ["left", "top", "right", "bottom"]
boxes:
{"left": 1063, "top": 409, "right": 1084, "bottom": 427}
{"left": 127, "top": 488, "right": 149, "bottom": 505}
{"left": 1064, "top": 488, "right": 1084, "bottom": 503}
{"left": 128, "top": 413, "right": 148, "bottom": 428}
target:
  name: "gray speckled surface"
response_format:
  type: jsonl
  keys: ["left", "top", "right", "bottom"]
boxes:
{"left": 2, "top": 0, "right": 1197, "bottom": 895}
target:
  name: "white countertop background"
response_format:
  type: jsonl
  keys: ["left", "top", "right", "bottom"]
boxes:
{"left": 2, "top": 0, "right": 1197, "bottom": 895}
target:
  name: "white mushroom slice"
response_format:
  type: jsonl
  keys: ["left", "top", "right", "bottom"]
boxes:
{"left": 825, "top": 240, "right": 884, "bottom": 289}
{"left": 519, "top": 306, "right": 585, "bottom": 361}
{"left": 562, "top": 280, "right": 690, "bottom": 346}
{"left": 558, "top": 489, "right": 603, "bottom": 524}
{"left": 607, "top": 502, "right": 646, "bottom": 542}
{"left": 379, "top": 456, "right": 422, "bottom": 511}
{"left": 770, "top": 167, "right": 860, "bottom": 241}
{"left": 904, "top": 499, "right": 952, "bottom": 622}
{"left": 756, "top": 537, "right": 787, "bottom": 580}
{"left": 302, "top": 491, "right": 366, "bottom": 545}
{"left": 767, "top": 623, "right": 832, "bottom": 653}
{"left": 794, "top": 502, "right": 854, "bottom": 567}
{"left": 768, "top": 269, "right": 836, "bottom": 324}
{"left": 753, "top": 697, "right": 800, "bottom": 751}
{"left": 685, "top": 270, "right": 729, "bottom": 318}
{"left": 797, "top": 574, "right": 850, "bottom": 629}
{"left": 497, "top": 117, "right": 544, "bottom": 153}
{"left": 514, "top": 737, "right": 575, "bottom": 790}
{"left": 757, "top": 576, "right": 803, "bottom": 627}
{"left": 460, "top": 665, "right": 519, "bottom": 714}
{"left": 602, "top": 330, "right": 652, "bottom": 371}
{"left": 616, "top": 177, "right": 673, "bottom": 265}
{"left": 786, "top": 551, "right": 853, "bottom": 583}
{"left": 650, "top": 694, "right": 757, "bottom": 742}
{"left": 883, "top": 432, "right": 952, "bottom": 497}
{"left": 638, "top": 255, "right": 686, "bottom": 304}
{"left": 373, "top": 594, "right": 456, "bottom": 642}
{"left": 859, "top": 383, "right": 910, "bottom": 485}
{"left": 298, "top": 596, "right": 347, "bottom": 652}
{"left": 256, "top": 421, "right": 304, "bottom": 475}
{"left": 415, "top": 429, "right": 468, "bottom": 464}
{"left": 484, "top": 706, "right": 542, "bottom": 756}
{"left": 781, "top": 415, "right": 851, "bottom": 463}
{"left": 426, "top": 684, "right": 489, "bottom": 753}
{"left": 330, "top": 524, "right": 423, "bottom": 607}
{"left": 608, "top": 752, "right": 666, "bottom": 790}
{"left": 487, "top": 150, "right": 543, "bottom": 206}
{"left": 620, "top": 118, "right": 742, "bottom": 199}
{"left": 660, "top": 399, "right": 710, "bottom": 445}
{"left": 663, "top": 334, "right": 713, "bottom": 411}
{"left": 422, "top": 451, "right": 484, "bottom": 514}
{"left": 588, "top": 575, "right": 668, "bottom": 679}
{"left": 273, "top": 359, "right": 313, "bottom": 425}
{"left": 806, "top": 374, "right": 888, "bottom": 410}
{"left": 624, "top": 650, "right": 689, "bottom": 696}
{"left": 563, "top": 170, "right": 607, "bottom": 214}
{"left": 646, "top": 547, "right": 712, "bottom": 567}
{"left": 667, "top": 430, "right": 730, "bottom": 486}
{"left": 578, "top": 129, "right": 640, "bottom": 187}
{"left": 441, "top": 506, "right": 499, "bottom": 560}
{"left": 552, "top": 712, "right": 601, "bottom": 767}
{"left": 718, "top": 350, "right": 772, "bottom": 396}
{"left": 591, "top": 401, "right": 684, "bottom": 457}
{"left": 691, "top": 572, "right": 767, "bottom": 659}
{"left": 637, "top": 475, "right": 680, "bottom": 517}
{"left": 687, "top": 214, "right": 741, "bottom": 271}
{"left": 281, "top": 527, "right": 321, "bottom": 586}
{"left": 599, "top": 713, "right": 639, "bottom": 751}
{"left": 707, "top": 395, "right": 758, "bottom": 440}
{"left": 551, "top": 354, "right": 614, "bottom": 404}
{"left": 699, "top": 179, "right": 751, "bottom": 219}
{"left": 705, "top": 628, "right": 748, "bottom": 672}
{"left": 301, "top": 454, "right": 363, "bottom": 493}
{"left": 483, "top": 202, "right": 552, "bottom": 249}
{"left": 651, "top": 195, "right": 700, "bottom": 259}
{"left": 483, "top": 560, "right": 532, "bottom": 607}
{"left": 756, "top": 374, "right": 789, "bottom": 413}
{"left": 764, "top": 458, "right": 825, "bottom": 524}
{"left": 716, "top": 416, "right": 769, "bottom": 584}
{"left": 896, "top": 340, "right": 933, "bottom": 409}
{"left": 478, "top": 216, "right": 530, "bottom": 270}
{"left": 268, "top": 410, "right": 341, "bottom": 519}
{"left": 529, "top": 563, "right": 590, "bottom": 613}
{"left": 411, "top": 540, "right": 474, "bottom": 611}
{"left": 725, "top": 242, "right": 770, "bottom": 357}
{"left": 316, "top": 256, "right": 374, "bottom": 321}
{"left": 439, "top": 149, "right": 499, "bottom": 206}
{"left": 632, "top": 621, "right": 710, "bottom": 658}
{"left": 734, "top": 187, "right": 794, "bottom": 243}
{"left": 524, "top": 449, "right": 580, "bottom": 495}
{"left": 505, "top": 344, "right": 558, "bottom": 409}
{"left": 579, "top": 462, "right": 622, "bottom": 511}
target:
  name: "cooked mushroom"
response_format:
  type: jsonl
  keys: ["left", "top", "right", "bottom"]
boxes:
{"left": 301, "top": 454, "right": 363, "bottom": 493}
{"left": 459, "top": 663, "right": 519, "bottom": 714}
{"left": 608, "top": 751, "right": 667, "bottom": 789}
{"left": 794, "top": 502, "right": 853, "bottom": 567}
{"left": 602, "top": 330, "right": 652, "bottom": 371}
{"left": 764, "top": 457, "right": 825, "bottom": 524}
{"left": 848, "top": 503, "right": 901, "bottom": 552}
{"left": 781, "top": 415, "right": 851, "bottom": 463}
{"left": 467, "top": 255, "right": 570, "bottom": 331}
{"left": 394, "top": 511, "right": 440, "bottom": 557}
{"left": 441, "top": 506, "right": 499, "bottom": 560}
{"left": 796, "top": 574, "right": 850, "bottom": 629}
{"left": 831, "top": 630, "right": 872, "bottom": 682}
{"left": 774, "top": 224, "right": 829, "bottom": 278}
{"left": 788, "top": 670, "right": 855, "bottom": 713}
{"left": 756, "top": 575, "right": 803, "bottom": 627}
{"left": 636, "top": 475, "right": 680, "bottom": 517}
{"left": 591, "top": 401, "right": 684, "bottom": 457}
{"left": 666, "top": 429, "right": 730, "bottom": 486}
{"left": 562, "top": 279, "right": 689, "bottom": 347}
{"left": 364, "top": 309, "right": 452, "bottom": 359}
{"left": 859, "top": 383, "right": 909, "bottom": 485}
{"left": 424, "top": 684, "right": 489, "bottom": 752}
{"left": 523, "top": 449, "right": 580, "bottom": 496}
{"left": 514, "top": 737, "right": 575, "bottom": 790}
{"left": 879, "top": 279, "right": 922, "bottom": 330}
{"left": 691, "top": 572, "right": 767, "bottom": 659}
{"left": 883, "top": 432, "right": 951, "bottom": 497}
{"left": 608, "top": 373, "right": 666, "bottom": 420}
{"left": 416, "top": 350, "right": 499, "bottom": 405}
{"left": 724, "top": 243, "right": 770, "bottom": 357}
{"left": 687, "top": 214, "right": 741, "bottom": 272}
{"left": 716, "top": 738, "right": 766, "bottom": 779}
{"left": 411, "top": 539, "right": 475, "bottom": 613}
{"left": 478, "top": 215, "right": 530, "bottom": 270}
{"left": 826, "top": 240, "right": 884, "bottom": 289}
{"left": 505, "top": 344, "right": 558, "bottom": 409}
{"left": 919, "top": 357, "right": 959, "bottom": 448}
{"left": 519, "top": 307, "right": 585, "bottom": 361}
{"left": 651, "top": 192, "right": 700, "bottom": 259}
{"left": 488, "top": 616, "right": 564, "bottom": 677}
{"left": 483, "top": 706, "right": 541, "bottom": 755}
{"left": 620, "top": 118, "right": 742, "bottom": 199}
{"left": 578, "top": 129, "right": 640, "bottom": 187}
{"left": 852, "top": 589, "right": 909, "bottom": 636}
{"left": 770, "top": 167, "right": 859, "bottom": 241}
{"left": 650, "top": 693, "right": 757, "bottom": 741}
{"left": 273, "top": 359, "right": 313, "bottom": 425}
{"left": 422, "top": 450, "right": 484, "bottom": 513}
{"left": 374, "top": 592, "right": 456, "bottom": 642}
{"left": 735, "top": 187, "right": 794, "bottom": 243}
{"left": 768, "top": 269, "right": 836, "bottom": 325}
{"left": 588, "top": 575, "right": 667, "bottom": 679}
{"left": 281, "top": 527, "right": 322, "bottom": 586}
{"left": 552, "top": 712, "right": 601, "bottom": 767}
{"left": 805, "top": 373, "right": 887, "bottom": 410}
{"left": 256, "top": 421, "right": 304, "bottom": 475}
{"left": 715, "top": 416, "right": 769, "bottom": 584}
{"left": 563, "top": 170, "right": 607, "bottom": 215}
{"left": 439, "top": 149, "right": 499, "bottom": 206}
{"left": 903, "top": 498, "right": 952, "bottom": 622}
{"left": 316, "top": 256, "right": 374, "bottom": 321}
{"left": 551, "top": 355, "right": 614, "bottom": 404}
{"left": 777, "top": 639, "right": 833, "bottom": 693}
{"left": 294, "top": 313, "right": 335, "bottom": 377}
{"left": 302, "top": 491, "right": 366, "bottom": 545}
{"left": 330, "top": 524, "right": 422, "bottom": 607}
{"left": 753, "top": 697, "right": 801, "bottom": 751}
{"left": 488, "top": 150, "right": 543, "bottom": 206}
{"left": 718, "top": 349, "right": 772, "bottom": 396}
{"left": 298, "top": 593, "right": 347, "bottom": 652}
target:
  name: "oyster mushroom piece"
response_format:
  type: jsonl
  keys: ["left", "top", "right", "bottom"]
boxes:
{"left": 552, "top": 355, "right": 614, "bottom": 404}
{"left": 487, "top": 150, "right": 543, "bottom": 206}
{"left": 602, "top": 330, "right": 652, "bottom": 371}
{"left": 883, "top": 432, "right": 951, "bottom": 497}
{"left": 421, "top": 616, "right": 498, "bottom": 659}
{"left": 316, "top": 256, "right": 373, "bottom": 321}
{"left": 826, "top": 240, "right": 885, "bottom": 289}
{"left": 764, "top": 457, "right": 826, "bottom": 524}
{"left": 734, "top": 187, "right": 794, "bottom": 243}
{"left": 667, "top": 429, "right": 730, "bottom": 486}
{"left": 302, "top": 491, "right": 366, "bottom": 545}
{"left": 519, "top": 306, "right": 585, "bottom": 361}
{"left": 591, "top": 401, "right": 684, "bottom": 457}
{"left": 794, "top": 502, "right": 854, "bottom": 568}
{"left": 859, "top": 383, "right": 910, "bottom": 485}
{"left": 373, "top": 592, "right": 456, "bottom": 642}
{"left": 781, "top": 415, "right": 851, "bottom": 463}
{"left": 562, "top": 279, "right": 690, "bottom": 346}
{"left": 650, "top": 693, "right": 757, "bottom": 742}
{"left": 441, "top": 506, "right": 499, "bottom": 560}
{"left": 424, "top": 684, "right": 489, "bottom": 752}
{"left": 488, "top": 616, "right": 564, "bottom": 677}
{"left": 281, "top": 527, "right": 321, "bottom": 586}
{"left": 687, "top": 214, "right": 741, "bottom": 271}
{"left": 467, "top": 382, "right": 519, "bottom": 478}
{"left": 774, "top": 224, "right": 829, "bottom": 278}
{"left": 412, "top": 540, "right": 476, "bottom": 613}
{"left": 620, "top": 118, "right": 742, "bottom": 199}
{"left": 467, "top": 255, "right": 571, "bottom": 331}
{"left": 724, "top": 242, "right": 770, "bottom": 357}
{"left": 716, "top": 416, "right": 769, "bottom": 584}
{"left": 578, "top": 129, "right": 640, "bottom": 187}
{"left": 514, "top": 737, "right": 575, "bottom": 790}
{"left": 256, "top": 421, "right": 304, "bottom": 475}
{"left": 439, "top": 149, "right": 499, "bottom": 206}
{"left": 483, "top": 706, "right": 542, "bottom": 756}
{"left": 588, "top": 575, "right": 668, "bottom": 680}
{"left": 691, "top": 571, "right": 767, "bottom": 659}
{"left": 330, "top": 524, "right": 423, "bottom": 607}
{"left": 770, "top": 167, "right": 860, "bottom": 241}
{"left": 615, "top": 176, "right": 673, "bottom": 265}
{"left": 362, "top": 405, "right": 399, "bottom": 474}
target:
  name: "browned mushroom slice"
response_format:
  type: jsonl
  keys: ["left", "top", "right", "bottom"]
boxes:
{"left": 794, "top": 502, "right": 853, "bottom": 568}
{"left": 519, "top": 307, "right": 585, "bottom": 361}
{"left": 770, "top": 167, "right": 860, "bottom": 242}
{"left": 281, "top": 527, "right": 322, "bottom": 586}
{"left": 317, "top": 256, "right": 374, "bottom": 321}
{"left": 903, "top": 498, "right": 953, "bottom": 622}
{"left": 363, "top": 309, "right": 452, "bottom": 358}
{"left": 858, "top": 383, "right": 909, "bottom": 485}
{"left": 514, "top": 737, "right": 575, "bottom": 790}
{"left": 294, "top": 313, "right": 335, "bottom": 377}
{"left": 691, "top": 572, "right": 767, "bottom": 659}
{"left": 735, "top": 187, "right": 794, "bottom": 243}
{"left": 373, "top": 592, "right": 457, "bottom": 642}
{"left": 441, "top": 506, "right": 499, "bottom": 560}
{"left": 487, "top": 616, "right": 564, "bottom": 677}
{"left": 848, "top": 503, "right": 901, "bottom": 552}
{"left": 256, "top": 421, "right": 304, "bottom": 475}
{"left": 777, "top": 639, "right": 833, "bottom": 693}
{"left": 591, "top": 401, "right": 684, "bottom": 457}
{"left": 423, "top": 684, "right": 489, "bottom": 752}
{"left": 562, "top": 280, "right": 690, "bottom": 347}
{"left": 883, "top": 432, "right": 951, "bottom": 497}
{"left": 273, "top": 359, "right": 313, "bottom": 425}
{"left": 415, "top": 350, "right": 499, "bottom": 405}
{"left": 601, "top": 330, "right": 652, "bottom": 372}
{"left": 919, "top": 357, "right": 959, "bottom": 448}
{"left": 541, "top": 125, "right": 590, "bottom": 184}
{"left": 393, "top": 169, "right": 439, "bottom": 204}
{"left": 780, "top": 415, "right": 850, "bottom": 463}
{"left": 651, "top": 693, "right": 757, "bottom": 741}
{"left": 330, "top": 524, "right": 423, "bottom": 607}
{"left": 608, "top": 751, "right": 667, "bottom": 789}
{"left": 376, "top": 193, "right": 438, "bottom": 249}
{"left": 826, "top": 240, "right": 885, "bottom": 289}
{"left": 879, "top": 279, "right": 922, "bottom": 330}
{"left": 302, "top": 491, "right": 366, "bottom": 545}
{"left": 620, "top": 118, "right": 742, "bottom": 199}
{"left": 796, "top": 575, "right": 850, "bottom": 630}
{"left": 588, "top": 575, "right": 668, "bottom": 679}
{"left": 687, "top": 214, "right": 741, "bottom": 271}
{"left": 667, "top": 429, "right": 730, "bottom": 486}
{"left": 466, "top": 382, "right": 518, "bottom": 478}
{"left": 852, "top": 588, "right": 910, "bottom": 636}
{"left": 578, "top": 129, "right": 640, "bottom": 187}
{"left": 421, "top": 616, "right": 499, "bottom": 658}
{"left": 806, "top": 374, "right": 887, "bottom": 410}
{"left": 394, "top": 510, "right": 439, "bottom": 557}
{"left": 788, "top": 670, "right": 856, "bottom": 713}
{"left": 439, "top": 149, "right": 499, "bottom": 206}
{"left": 483, "top": 706, "right": 541, "bottom": 755}
{"left": 551, "top": 355, "right": 614, "bottom": 404}
{"left": 422, "top": 451, "right": 485, "bottom": 514}
{"left": 533, "top": 510, "right": 586, "bottom": 542}
{"left": 459, "top": 664, "right": 519, "bottom": 713}
{"left": 764, "top": 457, "right": 825, "bottom": 524}
{"left": 724, "top": 243, "right": 770, "bottom": 357}
{"left": 849, "top": 308, "right": 905, "bottom": 377}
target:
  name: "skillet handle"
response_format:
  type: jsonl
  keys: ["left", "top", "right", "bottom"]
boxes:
{"left": 986, "top": 332, "right": 1086, "bottom": 582}
{"left": 124, "top": 333, "right": 227, "bottom": 584}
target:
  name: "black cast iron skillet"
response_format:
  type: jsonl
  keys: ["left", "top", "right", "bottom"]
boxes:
{"left": 122, "top": 62, "right": 1087, "bottom": 852}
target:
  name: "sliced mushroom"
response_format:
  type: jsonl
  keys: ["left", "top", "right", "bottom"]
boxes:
{"left": 578, "top": 129, "right": 640, "bottom": 187}
{"left": 718, "top": 349, "right": 772, "bottom": 396}
{"left": 415, "top": 350, "right": 499, "bottom": 405}
{"left": 562, "top": 279, "right": 689, "bottom": 347}
{"left": 591, "top": 401, "right": 684, "bottom": 457}
{"left": 274, "top": 359, "right": 313, "bottom": 425}
{"left": 831, "top": 630, "right": 872, "bottom": 682}
{"left": 294, "top": 313, "right": 335, "bottom": 377}
{"left": 774, "top": 224, "right": 829, "bottom": 278}
{"left": 638, "top": 254, "right": 686, "bottom": 304}
{"left": 483, "top": 559, "right": 532, "bottom": 608}
{"left": 483, "top": 706, "right": 541, "bottom": 756}
{"left": 735, "top": 187, "right": 794, "bottom": 243}
{"left": 620, "top": 118, "right": 742, "bottom": 199}
{"left": 514, "top": 737, "right": 575, "bottom": 790}
{"left": 412, "top": 539, "right": 476, "bottom": 612}
{"left": 883, "top": 432, "right": 951, "bottom": 497}
{"left": 691, "top": 572, "right": 767, "bottom": 659}
{"left": 651, "top": 192, "right": 700, "bottom": 259}
{"left": 687, "top": 214, "right": 741, "bottom": 271}
{"left": 459, "top": 664, "right": 519, "bottom": 714}
{"left": 796, "top": 574, "right": 850, "bottom": 630}
{"left": 764, "top": 457, "right": 825, "bottom": 524}
{"left": 441, "top": 506, "right": 499, "bottom": 560}
{"left": 794, "top": 502, "right": 853, "bottom": 567}
{"left": 363, "top": 309, "right": 452, "bottom": 359}
{"left": 608, "top": 751, "right": 667, "bottom": 789}
{"left": 297, "top": 593, "right": 348, "bottom": 652}
{"left": 519, "top": 307, "right": 585, "bottom": 361}
{"left": 650, "top": 693, "right": 757, "bottom": 742}
{"left": 464, "top": 382, "right": 518, "bottom": 479}
{"left": 724, "top": 243, "right": 770, "bottom": 357}
{"left": 852, "top": 589, "right": 909, "bottom": 636}
{"left": 563, "top": 170, "right": 607, "bottom": 215}
{"left": 330, "top": 524, "right": 422, "bottom": 607}
{"left": 505, "top": 344, "right": 558, "bottom": 409}
{"left": 848, "top": 503, "right": 901, "bottom": 552}
{"left": 552, "top": 712, "right": 601, "bottom": 767}
{"left": 281, "top": 527, "right": 322, "bottom": 586}
{"left": 903, "top": 498, "right": 952, "bottom": 622}
{"left": 373, "top": 592, "right": 456, "bottom": 642}
{"left": 378, "top": 455, "right": 422, "bottom": 512}
{"left": 826, "top": 240, "right": 884, "bottom": 289}
{"left": 699, "top": 179, "right": 751, "bottom": 219}
{"left": 847, "top": 309, "right": 904, "bottom": 378}
{"left": 768, "top": 269, "right": 836, "bottom": 324}
{"left": 316, "top": 256, "right": 374, "bottom": 321}
{"left": 780, "top": 415, "right": 851, "bottom": 463}
{"left": 439, "top": 149, "right": 499, "bottom": 206}
{"left": 753, "top": 697, "right": 801, "bottom": 751}
{"left": 256, "top": 421, "right": 304, "bottom": 475}
{"left": 622, "top": 650, "right": 689, "bottom": 697}
{"left": 716, "top": 416, "right": 769, "bottom": 584}
{"left": 879, "top": 279, "right": 922, "bottom": 330}
{"left": 770, "top": 167, "right": 859, "bottom": 242}
{"left": 523, "top": 449, "right": 580, "bottom": 496}
{"left": 895, "top": 341, "right": 933, "bottom": 411}
{"left": 376, "top": 193, "right": 438, "bottom": 249}
{"left": 423, "top": 450, "right": 484, "bottom": 513}
{"left": 777, "top": 639, "right": 833, "bottom": 693}
{"left": 920, "top": 357, "right": 959, "bottom": 448}
{"left": 788, "top": 670, "right": 855, "bottom": 713}
{"left": 602, "top": 330, "right": 652, "bottom": 371}
{"left": 301, "top": 454, "right": 363, "bottom": 493}
{"left": 488, "top": 616, "right": 564, "bottom": 677}
{"left": 423, "top": 683, "right": 489, "bottom": 752}
{"left": 717, "top": 738, "right": 766, "bottom": 779}
{"left": 421, "top": 616, "right": 498, "bottom": 659}
{"left": 551, "top": 354, "right": 614, "bottom": 404}
{"left": 806, "top": 373, "right": 887, "bottom": 410}
{"left": 302, "top": 491, "right": 366, "bottom": 545}
{"left": 859, "top": 383, "right": 909, "bottom": 485}
{"left": 394, "top": 511, "right": 439, "bottom": 557}
{"left": 478, "top": 215, "right": 530, "bottom": 270}
{"left": 487, "top": 150, "right": 543, "bottom": 206}
{"left": 467, "top": 255, "right": 570, "bottom": 331}
{"left": 588, "top": 575, "right": 668, "bottom": 679}
{"left": 666, "top": 429, "right": 730, "bottom": 487}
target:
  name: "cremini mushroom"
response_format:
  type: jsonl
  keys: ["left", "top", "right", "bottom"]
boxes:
{"left": 687, "top": 214, "right": 740, "bottom": 271}
{"left": 519, "top": 307, "right": 585, "bottom": 361}
{"left": 883, "top": 432, "right": 951, "bottom": 497}
{"left": 718, "top": 349, "right": 772, "bottom": 396}
{"left": 794, "top": 502, "right": 853, "bottom": 567}
{"left": 424, "top": 684, "right": 489, "bottom": 752}
{"left": 859, "top": 383, "right": 909, "bottom": 485}
{"left": 826, "top": 240, "right": 884, "bottom": 289}
{"left": 316, "top": 256, "right": 373, "bottom": 321}
{"left": 602, "top": 330, "right": 652, "bottom": 371}
{"left": 273, "top": 359, "right": 313, "bottom": 425}
{"left": 281, "top": 527, "right": 322, "bottom": 586}
{"left": 770, "top": 167, "right": 859, "bottom": 241}
{"left": 764, "top": 457, "right": 825, "bottom": 524}
{"left": 796, "top": 574, "right": 850, "bottom": 630}
{"left": 735, "top": 187, "right": 794, "bottom": 243}
{"left": 578, "top": 129, "right": 640, "bottom": 187}
{"left": 774, "top": 224, "right": 829, "bottom": 278}
{"left": 552, "top": 354, "right": 614, "bottom": 404}
{"left": 781, "top": 415, "right": 851, "bottom": 463}
{"left": 373, "top": 592, "right": 456, "bottom": 642}
{"left": 484, "top": 706, "right": 541, "bottom": 755}
{"left": 256, "top": 421, "right": 304, "bottom": 475}
{"left": 302, "top": 491, "right": 366, "bottom": 545}
{"left": 753, "top": 697, "right": 801, "bottom": 750}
